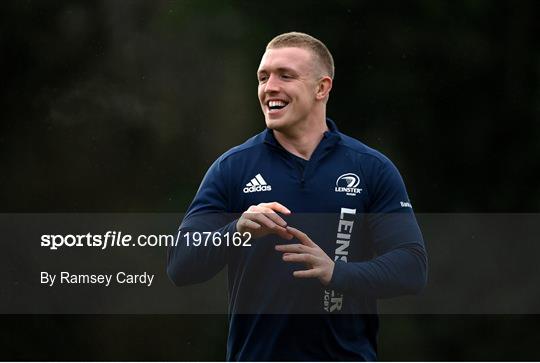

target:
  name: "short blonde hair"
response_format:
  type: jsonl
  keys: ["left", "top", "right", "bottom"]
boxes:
{"left": 266, "top": 32, "right": 335, "bottom": 79}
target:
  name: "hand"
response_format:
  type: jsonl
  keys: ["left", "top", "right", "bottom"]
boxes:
{"left": 236, "top": 202, "right": 293, "bottom": 240}
{"left": 275, "top": 226, "right": 335, "bottom": 285}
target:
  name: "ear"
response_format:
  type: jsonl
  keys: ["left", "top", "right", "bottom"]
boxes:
{"left": 315, "top": 76, "right": 333, "bottom": 101}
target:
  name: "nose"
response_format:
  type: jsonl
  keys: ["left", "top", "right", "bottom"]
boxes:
{"left": 264, "top": 73, "right": 280, "bottom": 93}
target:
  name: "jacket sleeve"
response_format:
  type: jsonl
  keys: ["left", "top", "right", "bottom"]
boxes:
{"left": 328, "top": 158, "right": 428, "bottom": 298}
{"left": 167, "top": 156, "right": 237, "bottom": 286}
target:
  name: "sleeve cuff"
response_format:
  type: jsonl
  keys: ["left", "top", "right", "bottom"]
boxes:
{"left": 328, "top": 260, "right": 350, "bottom": 292}
{"left": 223, "top": 219, "right": 239, "bottom": 235}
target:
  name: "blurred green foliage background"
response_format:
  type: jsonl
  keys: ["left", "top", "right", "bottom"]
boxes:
{"left": 1, "top": 0, "right": 539, "bottom": 360}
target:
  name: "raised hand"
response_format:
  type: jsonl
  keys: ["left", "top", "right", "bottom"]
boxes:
{"left": 236, "top": 202, "right": 293, "bottom": 240}
{"left": 275, "top": 226, "right": 335, "bottom": 285}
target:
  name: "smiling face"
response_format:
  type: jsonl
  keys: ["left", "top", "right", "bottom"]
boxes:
{"left": 257, "top": 47, "right": 323, "bottom": 132}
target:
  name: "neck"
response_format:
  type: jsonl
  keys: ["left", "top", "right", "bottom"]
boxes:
{"left": 273, "top": 116, "right": 328, "bottom": 160}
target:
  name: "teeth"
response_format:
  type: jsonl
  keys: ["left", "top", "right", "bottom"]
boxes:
{"left": 268, "top": 100, "right": 287, "bottom": 108}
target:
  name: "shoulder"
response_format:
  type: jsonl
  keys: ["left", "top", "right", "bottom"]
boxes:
{"left": 335, "top": 131, "right": 413, "bottom": 211}
{"left": 335, "top": 131, "right": 407, "bottom": 197}
{"left": 211, "top": 130, "right": 267, "bottom": 171}
{"left": 336, "top": 131, "right": 393, "bottom": 167}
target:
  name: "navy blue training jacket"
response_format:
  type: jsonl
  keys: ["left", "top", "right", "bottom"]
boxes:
{"left": 168, "top": 119, "right": 428, "bottom": 361}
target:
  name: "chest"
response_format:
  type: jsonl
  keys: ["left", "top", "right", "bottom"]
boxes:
{"left": 235, "top": 160, "right": 369, "bottom": 214}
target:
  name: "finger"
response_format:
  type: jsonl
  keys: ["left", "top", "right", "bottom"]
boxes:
{"left": 282, "top": 253, "right": 316, "bottom": 264}
{"left": 258, "top": 207, "right": 288, "bottom": 227}
{"left": 275, "top": 244, "right": 302, "bottom": 253}
{"left": 285, "top": 226, "right": 317, "bottom": 247}
{"left": 247, "top": 212, "right": 279, "bottom": 230}
{"left": 253, "top": 214, "right": 291, "bottom": 238}
{"left": 240, "top": 219, "right": 261, "bottom": 231}
{"left": 259, "top": 202, "right": 291, "bottom": 215}
{"left": 275, "top": 227, "right": 294, "bottom": 240}
{"left": 247, "top": 212, "right": 292, "bottom": 238}
{"left": 246, "top": 213, "right": 292, "bottom": 239}
{"left": 275, "top": 244, "right": 305, "bottom": 253}
{"left": 293, "top": 268, "right": 321, "bottom": 279}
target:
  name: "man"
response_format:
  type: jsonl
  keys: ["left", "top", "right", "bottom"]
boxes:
{"left": 168, "top": 32, "right": 427, "bottom": 361}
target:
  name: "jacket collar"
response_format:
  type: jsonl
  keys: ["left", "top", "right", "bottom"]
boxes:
{"left": 263, "top": 117, "right": 341, "bottom": 149}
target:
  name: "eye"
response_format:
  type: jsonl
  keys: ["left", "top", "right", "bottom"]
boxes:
{"left": 258, "top": 75, "right": 268, "bottom": 83}
{"left": 281, "top": 74, "right": 293, "bottom": 80}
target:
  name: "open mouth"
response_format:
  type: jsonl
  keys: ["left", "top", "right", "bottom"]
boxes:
{"left": 267, "top": 100, "right": 289, "bottom": 113}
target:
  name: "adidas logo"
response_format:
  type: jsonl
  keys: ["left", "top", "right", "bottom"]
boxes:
{"left": 243, "top": 174, "right": 272, "bottom": 193}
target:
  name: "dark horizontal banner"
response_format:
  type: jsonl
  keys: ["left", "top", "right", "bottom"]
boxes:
{"left": 1, "top": 213, "right": 538, "bottom": 314}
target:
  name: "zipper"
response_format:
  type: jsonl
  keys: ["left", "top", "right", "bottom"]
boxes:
{"left": 265, "top": 140, "right": 307, "bottom": 187}
{"left": 265, "top": 131, "right": 338, "bottom": 189}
